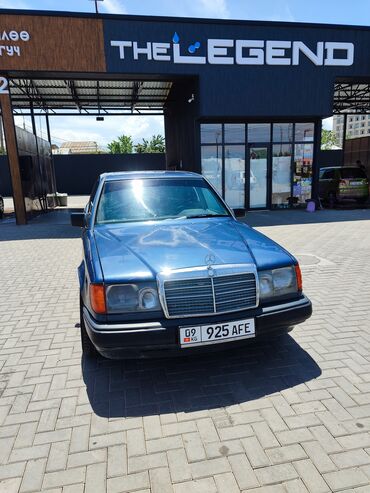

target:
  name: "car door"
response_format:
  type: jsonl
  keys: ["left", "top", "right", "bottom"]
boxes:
{"left": 319, "top": 169, "right": 332, "bottom": 198}
{"left": 319, "top": 168, "right": 336, "bottom": 198}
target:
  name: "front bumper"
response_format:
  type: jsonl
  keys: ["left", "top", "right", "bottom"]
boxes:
{"left": 83, "top": 295, "right": 312, "bottom": 359}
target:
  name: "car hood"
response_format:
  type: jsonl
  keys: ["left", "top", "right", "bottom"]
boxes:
{"left": 93, "top": 218, "right": 294, "bottom": 283}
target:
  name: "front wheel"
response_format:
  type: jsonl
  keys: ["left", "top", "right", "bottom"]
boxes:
{"left": 356, "top": 197, "right": 368, "bottom": 205}
{"left": 80, "top": 300, "right": 98, "bottom": 358}
{"left": 0, "top": 197, "right": 4, "bottom": 219}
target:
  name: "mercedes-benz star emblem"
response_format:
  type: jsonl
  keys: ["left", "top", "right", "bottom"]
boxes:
{"left": 205, "top": 254, "right": 216, "bottom": 277}
{"left": 205, "top": 254, "right": 216, "bottom": 266}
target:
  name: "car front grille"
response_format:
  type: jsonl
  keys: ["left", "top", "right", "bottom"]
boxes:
{"left": 163, "top": 271, "right": 257, "bottom": 318}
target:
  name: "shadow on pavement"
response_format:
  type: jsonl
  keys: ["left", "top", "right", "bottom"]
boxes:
{"left": 244, "top": 207, "right": 370, "bottom": 228}
{"left": 82, "top": 334, "right": 321, "bottom": 418}
{"left": 1, "top": 207, "right": 369, "bottom": 241}
{"left": 0, "top": 209, "right": 82, "bottom": 241}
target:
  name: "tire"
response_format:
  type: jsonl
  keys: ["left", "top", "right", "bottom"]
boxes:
{"left": 80, "top": 299, "right": 98, "bottom": 358}
{"left": 356, "top": 197, "right": 368, "bottom": 205}
{"left": 0, "top": 197, "right": 4, "bottom": 220}
{"left": 328, "top": 192, "right": 336, "bottom": 209}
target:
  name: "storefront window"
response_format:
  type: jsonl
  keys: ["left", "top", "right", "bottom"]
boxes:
{"left": 248, "top": 123, "right": 271, "bottom": 143}
{"left": 200, "top": 121, "right": 315, "bottom": 209}
{"left": 224, "top": 124, "right": 245, "bottom": 143}
{"left": 249, "top": 147, "right": 268, "bottom": 208}
{"left": 201, "top": 145, "right": 222, "bottom": 195}
{"left": 224, "top": 145, "right": 245, "bottom": 208}
{"left": 295, "top": 123, "right": 314, "bottom": 142}
{"left": 272, "top": 144, "right": 292, "bottom": 208}
{"left": 293, "top": 143, "right": 313, "bottom": 203}
{"left": 200, "top": 124, "right": 222, "bottom": 144}
{"left": 273, "top": 123, "right": 293, "bottom": 143}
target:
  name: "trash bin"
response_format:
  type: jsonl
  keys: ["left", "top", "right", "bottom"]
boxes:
{"left": 306, "top": 200, "right": 316, "bottom": 213}
{"left": 57, "top": 193, "right": 68, "bottom": 207}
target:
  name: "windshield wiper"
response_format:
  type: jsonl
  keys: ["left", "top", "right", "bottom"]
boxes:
{"left": 185, "top": 214, "right": 229, "bottom": 219}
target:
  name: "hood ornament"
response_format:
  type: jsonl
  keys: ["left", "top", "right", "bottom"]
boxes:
{"left": 205, "top": 254, "right": 216, "bottom": 277}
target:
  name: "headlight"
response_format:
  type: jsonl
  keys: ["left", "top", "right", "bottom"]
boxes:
{"left": 258, "top": 266, "right": 299, "bottom": 301}
{"left": 106, "top": 283, "right": 160, "bottom": 313}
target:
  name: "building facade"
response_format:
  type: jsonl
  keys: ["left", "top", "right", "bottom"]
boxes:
{"left": 334, "top": 114, "right": 370, "bottom": 144}
{"left": 1, "top": 10, "right": 370, "bottom": 223}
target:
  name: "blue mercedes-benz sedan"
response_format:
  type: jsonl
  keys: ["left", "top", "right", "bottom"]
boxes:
{"left": 71, "top": 171, "right": 312, "bottom": 359}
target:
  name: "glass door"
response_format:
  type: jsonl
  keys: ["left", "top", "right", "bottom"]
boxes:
{"left": 224, "top": 145, "right": 245, "bottom": 208}
{"left": 249, "top": 146, "right": 269, "bottom": 208}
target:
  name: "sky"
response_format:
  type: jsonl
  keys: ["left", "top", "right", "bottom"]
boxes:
{"left": 5, "top": 0, "right": 370, "bottom": 147}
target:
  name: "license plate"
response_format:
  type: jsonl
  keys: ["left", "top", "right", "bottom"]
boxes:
{"left": 179, "top": 318, "right": 255, "bottom": 348}
{"left": 350, "top": 181, "right": 363, "bottom": 186}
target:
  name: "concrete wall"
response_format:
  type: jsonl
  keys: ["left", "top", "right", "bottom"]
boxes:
{"left": 54, "top": 153, "right": 166, "bottom": 195}
{"left": 1, "top": 153, "right": 167, "bottom": 198}
{"left": 318, "top": 149, "right": 343, "bottom": 168}
{"left": 344, "top": 136, "right": 370, "bottom": 180}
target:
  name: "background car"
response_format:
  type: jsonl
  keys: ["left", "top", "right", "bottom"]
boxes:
{"left": 319, "top": 166, "right": 369, "bottom": 207}
{"left": 0, "top": 194, "right": 4, "bottom": 220}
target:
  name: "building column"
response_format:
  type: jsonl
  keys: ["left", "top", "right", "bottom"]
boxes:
{"left": 311, "top": 118, "right": 322, "bottom": 202}
{"left": 342, "top": 113, "right": 347, "bottom": 166}
{"left": 0, "top": 91, "right": 27, "bottom": 225}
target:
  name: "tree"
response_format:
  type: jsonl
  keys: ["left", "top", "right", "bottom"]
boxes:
{"left": 107, "top": 135, "right": 133, "bottom": 154}
{"left": 321, "top": 129, "right": 339, "bottom": 150}
{"left": 135, "top": 134, "right": 165, "bottom": 153}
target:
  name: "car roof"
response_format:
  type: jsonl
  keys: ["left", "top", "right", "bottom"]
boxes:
{"left": 321, "top": 166, "right": 360, "bottom": 170}
{"left": 101, "top": 171, "right": 202, "bottom": 181}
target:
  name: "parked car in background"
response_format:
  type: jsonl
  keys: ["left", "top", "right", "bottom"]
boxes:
{"left": 71, "top": 171, "right": 312, "bottom": 359}
{"left": 319, "top": 166, "right": 369, "bottom": 207}
{"left": 0, "top": 194, "right": 4, "bottom": 219}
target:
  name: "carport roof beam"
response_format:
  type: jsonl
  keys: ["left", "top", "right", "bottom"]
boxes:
{"left": 8, "top": 78, "right": 173, "bottom": 115}
{"left": 333, "top": 81, "right": 370, "bottom": 114}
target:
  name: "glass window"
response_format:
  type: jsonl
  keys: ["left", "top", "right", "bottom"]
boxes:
{"left": 224, "top": 124, "right": 245, "bottom": 143}
{"left": 201, "top": 145, "right": 222, "bottom": 194}
{"left": 272, "top": 144, "right": 292, "bottom": 208}
{"left": 248, "top": 123, "right": 271, "bottom": 143}
{"left": 320, "top": 168, "right": 335, "bottom": 179}
{"left": 273, "top": 123, "right": 293, "bottom": 143}
{"left": 249, "top": 147, "right": 268, "bottom": 208}
{"left": 200, "top": 124, "right": 222, "bottom": 144}
{"left": 340, "top": 168, "right": 367, "bottom": 179}
{"left": 224, "top": 145, "right": 245, "bottom": 208}
{"left": 295, "top": 123, "right": 314, "bottom": 142}
{"left": 293, "top": 143, "right": 313, "bottom": 204}
{"left": 96, "top": 178, "right": 229, "bottom": 224}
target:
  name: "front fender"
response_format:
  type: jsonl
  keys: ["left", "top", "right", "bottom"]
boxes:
{"left": 78, "top": 261, "right": 85, "bottom": 292}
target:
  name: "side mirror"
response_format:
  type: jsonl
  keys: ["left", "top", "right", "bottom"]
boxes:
{"left": 233, "top": 208, "right": 246, "bottom": 218}
{"left": 71, "top": 212, "right": 85, "bottom": 227}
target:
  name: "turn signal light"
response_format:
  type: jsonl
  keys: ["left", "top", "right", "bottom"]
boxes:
{"left": 90, "top": 284, "right": 106, "bottom": 314}
{"left": 295, "top": 264, "right": 302, "bottom": 291}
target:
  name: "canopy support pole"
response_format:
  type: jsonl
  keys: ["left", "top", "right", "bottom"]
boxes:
{"left": 0, "top": 91, "right": 27, "bottom": 225}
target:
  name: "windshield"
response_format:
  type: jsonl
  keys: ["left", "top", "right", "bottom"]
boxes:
{"left": 95, "top": 178, "right": 230, "bottom": 224}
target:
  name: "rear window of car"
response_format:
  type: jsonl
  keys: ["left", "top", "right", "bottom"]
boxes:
{"left": 340, "top": 168, "right": 367, "bottom": 179}
{"left": 320, "top": 169, "right": 336, "bottom": 179}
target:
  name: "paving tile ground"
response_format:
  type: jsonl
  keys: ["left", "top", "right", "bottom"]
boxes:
{"left": 1, "top": 208, "right": 370, "bottom": 492}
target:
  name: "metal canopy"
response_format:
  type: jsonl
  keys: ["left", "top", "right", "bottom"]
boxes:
{"left": 333, "top": 82, "right": 370, "bottom": 114}
{"left": 9, "top": 78, "right": 173, "bottom": 115}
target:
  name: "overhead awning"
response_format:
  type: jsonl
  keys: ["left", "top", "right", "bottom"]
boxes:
{"left": 9, "top": 78, "right": 173, "bottom": 115}
{"left": 333, "top": 81, "right": 370, "bottom": 114}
